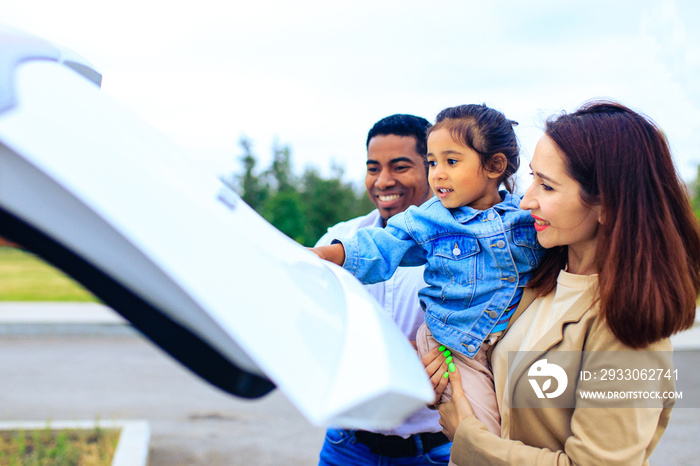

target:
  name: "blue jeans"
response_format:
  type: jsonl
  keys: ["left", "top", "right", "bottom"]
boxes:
{"left": 318, "top": 428, "right": 451, "bottom": 465}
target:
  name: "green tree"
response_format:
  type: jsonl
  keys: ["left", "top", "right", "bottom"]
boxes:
{"left": 228, "top": 137, "right": 373, "bottom": 246}
{"left": 230, "top": 137, "right": 268, "bottom": 212}
{"left": 262, "top": 190, "right": 309, "bottom": 244}
{"left": 300, "top": 164, "right": 373, "bottom": 244}
{"left": 266, "top": 141, "right": 294, "bottom": 193}
{"left": 691, "top": 166, "right": 700, "bottom": 220}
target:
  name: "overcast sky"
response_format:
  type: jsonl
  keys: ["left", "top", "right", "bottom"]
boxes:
{"left": 2, "top": 0, "right": 699, "bottom": 190}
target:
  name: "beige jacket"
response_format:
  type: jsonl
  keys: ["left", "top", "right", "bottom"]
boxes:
{"left": 452, "top": 289, "right": 675, "bottom": 466}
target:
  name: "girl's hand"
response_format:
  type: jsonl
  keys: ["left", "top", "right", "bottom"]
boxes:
{"left": 308, "top": 244, "right": 346, "bottom": 266}
{"left": 421, "top": 346, "right": 449, "bottom": 406}
{"left": 437, "top": 365, "right": 474, "bottom": 441}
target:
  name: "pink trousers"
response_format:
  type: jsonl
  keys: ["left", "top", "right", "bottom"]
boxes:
{"left": 416, "top": 322, "right": 501, "bottom": 436}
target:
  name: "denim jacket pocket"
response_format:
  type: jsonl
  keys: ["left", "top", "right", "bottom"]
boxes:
{"left": 511, "top": 224, "right": 544, "bottom": 267}
{"left": 433, "top": 235, "right": 480, "bottom": 284}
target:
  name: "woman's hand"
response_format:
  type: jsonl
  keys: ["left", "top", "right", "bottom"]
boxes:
{"left": 437, "top": 365, "right": 474, "bottom": 441}
{"left": 421, "top": 346, "right": 449, "bottom": 406}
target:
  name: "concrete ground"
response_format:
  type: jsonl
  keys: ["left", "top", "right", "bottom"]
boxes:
{"left": 0, "top": 302, "right": 698, "bottom": 465}
{"left": 0, "top": 332, "right": 326, "bottom": 465}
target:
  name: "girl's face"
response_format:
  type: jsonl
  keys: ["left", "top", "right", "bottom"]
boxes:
{"left": 520, "top": 136, "right": 601, "bottom": 264}
{"left": 426, "top": 128, "right": 502, "bottom": 210}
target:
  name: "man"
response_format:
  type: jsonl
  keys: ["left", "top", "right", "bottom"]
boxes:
{"left": 316, "top": 114, "right": 451, "bottom": 465}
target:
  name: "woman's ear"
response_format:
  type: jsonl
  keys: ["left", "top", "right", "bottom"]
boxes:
{"left": 591, "top": 199, "right": 604, "bottom": 224}
{"left": 485, "top": 153, "right": 508, "bottom": 179}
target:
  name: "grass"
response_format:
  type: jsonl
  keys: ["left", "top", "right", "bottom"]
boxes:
{"left": 0, "top": 247, "right": 97, "bottom": 302}
{"left": 0, "top": 426, "right": 119, "bottom": 465}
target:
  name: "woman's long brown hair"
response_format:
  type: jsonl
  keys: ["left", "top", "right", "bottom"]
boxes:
{"left": 527, "top": 101, "right": 700, "bottom": 348}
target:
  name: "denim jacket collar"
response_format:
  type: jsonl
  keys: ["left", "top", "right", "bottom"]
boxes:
{"left": 451, "top": 191, "right": 521, "bottom": 224}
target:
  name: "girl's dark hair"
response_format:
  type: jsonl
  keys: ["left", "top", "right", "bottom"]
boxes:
{"left": 428, "top": 104, "right": 520, "bottom": 192}
{"left": 527, "top": 100, "right": 700, "bottom": 348}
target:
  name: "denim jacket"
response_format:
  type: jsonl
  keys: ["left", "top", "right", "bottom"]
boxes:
{"left": 338, "top": 192, "right": 544, "bottom": 358}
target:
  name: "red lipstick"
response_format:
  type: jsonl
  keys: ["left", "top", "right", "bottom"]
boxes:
{"left": 531, "top": 214, "right": 549, "bottom": 232}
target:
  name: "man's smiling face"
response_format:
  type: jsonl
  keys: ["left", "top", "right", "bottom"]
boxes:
{"left": 365, "top": 134, "right": 431, "bottom": 225}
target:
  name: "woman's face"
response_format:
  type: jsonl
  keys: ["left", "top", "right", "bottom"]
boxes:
{"left": 520, "top": 136, "right": 601, "bottom": 264}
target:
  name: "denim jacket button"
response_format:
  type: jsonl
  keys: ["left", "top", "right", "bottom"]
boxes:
{"left": 489, "top": 311, "right": 498, "bottom": 319}
{"left": 487, "top": 212, "right": 495, "bottom": 221}
{"left": 507, "top": 276, "right": 516, "bottom": 283}
{"left": 496, "top": 240, "right": 505, "bottom": 248}
{"left": 467, "top": 344, "right": 476, "bottom": 353}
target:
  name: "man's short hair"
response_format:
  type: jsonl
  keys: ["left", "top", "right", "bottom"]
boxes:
{"left": 366, "top": 114, "right": 430, "bottom": 156}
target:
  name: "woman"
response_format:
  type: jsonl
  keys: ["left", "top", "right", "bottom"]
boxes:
{"left": 424, "top": 100, "right": 700, "bottom": 465}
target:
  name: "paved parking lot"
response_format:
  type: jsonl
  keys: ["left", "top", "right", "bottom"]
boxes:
{"left": 0, "top": 332, "right": 326, "bottom": 465}
{"left": 0, "top": 303, "right": 698, "bottom": 465}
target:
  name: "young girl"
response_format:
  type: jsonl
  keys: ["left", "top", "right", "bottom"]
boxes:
{"left": 312, "top": 104, "right": 543, "bottom": 435}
